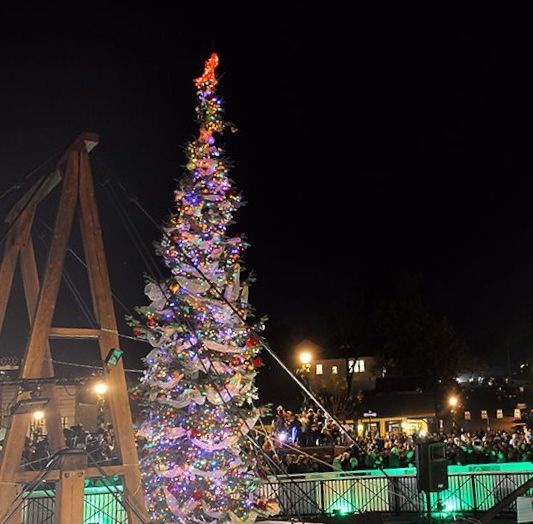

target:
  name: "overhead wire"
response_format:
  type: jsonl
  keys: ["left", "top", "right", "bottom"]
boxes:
{"left": 35, "top": 226, "right": 98, "bottom": 328}
{"left": 0, "top": 143, "right": 66, "bottom": 204}
{"left": 47, "top": 357, "right": 143, "bottom": 374}
{"left": 100, "top": 177, "right": 165, "bottom": 283}
{"left": 37, "top": 219, "right": 142, "bottom": 323}
{"left": 0, "top": 140, "right": 73, "bottom": 250}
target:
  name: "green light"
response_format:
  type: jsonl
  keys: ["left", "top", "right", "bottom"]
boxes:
{"left": 327, "top": 501, "right": 357, "bottom": 514}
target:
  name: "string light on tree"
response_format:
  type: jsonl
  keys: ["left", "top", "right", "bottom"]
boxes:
{"left": 129, "top": 53, "right": 278, "bottom": 523}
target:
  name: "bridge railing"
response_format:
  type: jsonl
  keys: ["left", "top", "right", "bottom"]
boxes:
{"left": 20, "top": 463, "right": 533, "bottom": 522}
{"left": 257, "top": 463, "right": 533, "bottom": 519}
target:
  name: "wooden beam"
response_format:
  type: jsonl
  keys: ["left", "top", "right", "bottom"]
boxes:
{"left": 55, "top": 452, "right": 88, "bottom": 524}
{"left": 49, "top": 327, "right": 102, "bottom": 339}
{"left": 0, "top": 151, "right": 79, "bottom": 494}
{"left": 19, "top": 206, "right": 66, "bottom": 452}
{"left": 4, "top": 170, "right": 62, "bottom": 225}
{"left": 78, "top": 152, "right": 147, "bottom": 523}
{"left": 0, "top": 228, "right": 21, "bottom": 332}
{"left": 57, "top": 132, "right": 99, "bottom": 168}
{"left": 15, "top": 465, "right": 126, "bottom": 483}
{"left": 0, "top": 484, "right": 21, "bottom": 524}
{"left": 18, "top": 152, "right": 79, "bottom": 379}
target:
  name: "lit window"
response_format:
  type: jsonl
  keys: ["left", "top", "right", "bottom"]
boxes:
{"left": 348, "top": 359, "right": 355, "bottom": 373}
{"left": 316, "top": 364, "right": 323, "bottom": 375}
{"left": 332, "top": 365, "right": 338, "bottom": 375}
{"left": 351, "top": 359, "right": 365, "bottom": 373}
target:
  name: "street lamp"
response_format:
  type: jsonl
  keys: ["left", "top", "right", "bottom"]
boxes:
{"left": 448, "top": 395, "right": 459, "bottom": 432}
{"left": 94, "top": 381, "right": 108, "bottom": 426}
{"left": 33, "top": 410, "right": 45, "bottom": 421}
{"left": 299, "top": 351, "right": 312, "bottom": 366}
{"left": 296, "top": 350, "right": 313, "bottom": 408}
{"left": 448, "top": 395, "right": 459, "bottom": 408}
{"left": 94, "top": 381, "right": 108, "bottom": 396}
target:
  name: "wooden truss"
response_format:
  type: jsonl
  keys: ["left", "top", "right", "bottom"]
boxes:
{"left": 0, "top": 133, "right": 147, "bottom": 523}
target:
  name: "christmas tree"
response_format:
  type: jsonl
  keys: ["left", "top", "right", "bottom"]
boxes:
{"left": 131, "top": 54, "right": 278, "bottom": 523}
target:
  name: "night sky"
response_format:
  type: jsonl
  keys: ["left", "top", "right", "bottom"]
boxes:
{"left": 0, "top": 6, "right": 529, "bottom": 405}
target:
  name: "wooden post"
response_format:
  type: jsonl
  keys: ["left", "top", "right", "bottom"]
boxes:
{"left": 18, "top": 206, "right": 65, "bottom": 452}
{"left": 0, "top": 222, "right": 25, "bottom": 523}
{"left": 78, "top": 150, "right": 147, "bottom": 523}
{"left": 0, "top": 483, "right": 22, "bottom": 524}
{"left": 0, "top": 151, "right": 79, "bottom": 497}
{"left": 55, "top": 451, "right": 87, "bottom": 524}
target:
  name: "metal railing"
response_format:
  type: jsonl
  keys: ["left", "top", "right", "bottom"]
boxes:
{"left": 257, "top": 467, "right": 533, "bottom": 519}
{"left": 22, "top": 485, "right": 127, "bottom": 524}
{"left": 20, "top": 465, "right": 533, "bottom": 522}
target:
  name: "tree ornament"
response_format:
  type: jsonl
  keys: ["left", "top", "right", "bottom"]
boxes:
{"left": 132, "top": 326, "right": 144, "bottom": 337}
{"left": 231, "top": 355, "right": 243, "bottom": 366}
{"left": 245, "top": 337, "right": 261, "bottom": 348}
{"left": 251, "top": 356, "right": 264, "bottom": 368}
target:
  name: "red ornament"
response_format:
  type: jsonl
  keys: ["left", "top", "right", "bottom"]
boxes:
{"left": 251, "top": 356, "right": 264, "bottom": 368}
{"left": 230, "top": 355, "right": 242, "bottom": 366}
{"left": 245, "top": 337, "right": 261, "bottom": 348}
{"left": 192, "top": 490, "right": 203, "bottom": 501}
{"left": 147, "top": 317, "right": 157, "bottom": 327}
{"left": 132, "top": 327, "right": 144, "bottom": 337}
{"left": 190, "top": 428, "right": 199, "bottom": 437}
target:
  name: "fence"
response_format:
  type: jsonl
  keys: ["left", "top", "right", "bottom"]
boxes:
{"left": 257, "top": 462, "right": 533, "bottom": 519}
{"left": 22, "top": 484, "right": 127, "bottom": 524}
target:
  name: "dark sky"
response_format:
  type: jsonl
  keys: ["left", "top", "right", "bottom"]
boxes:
{"left": 0, "top": 6, "right": 530, "bottom": 404}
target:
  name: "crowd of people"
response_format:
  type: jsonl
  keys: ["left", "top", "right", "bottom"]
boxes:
{"left": 19, "top": 423, "right": 119, "bottom": 470}
{"left": 270, "top": 405, "right": 353, "bottom": 447}
{"left": 264, "top": 405, "right": 533, "bottom": 474}
{"left": 4, "top": 404, "right": 533, "bottom": 475}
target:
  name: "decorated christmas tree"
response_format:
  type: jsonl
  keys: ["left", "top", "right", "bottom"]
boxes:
{"left": 131, "top": 54, "right": 278, "bottom": 523}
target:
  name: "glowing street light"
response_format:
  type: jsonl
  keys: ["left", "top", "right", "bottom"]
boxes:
{"left": 448, "top": 395, "right": 459, "bottom": 408}
{"left": 448, "top": 395, "right": 459, "bottom": 433}
{"left": 94, "top": 381, "right": 108, "bottom": 396}
{"left": 94, "top": 381, "right": 108, "bottom": 426}
{"left": 299, "top": 351, "right": 312, "bottom": 365}
{"left": 296, "top": 349, "right": 314, "bottom": 408}
{"left": 33, "top": 410, "right": 45, "bottom": 421}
